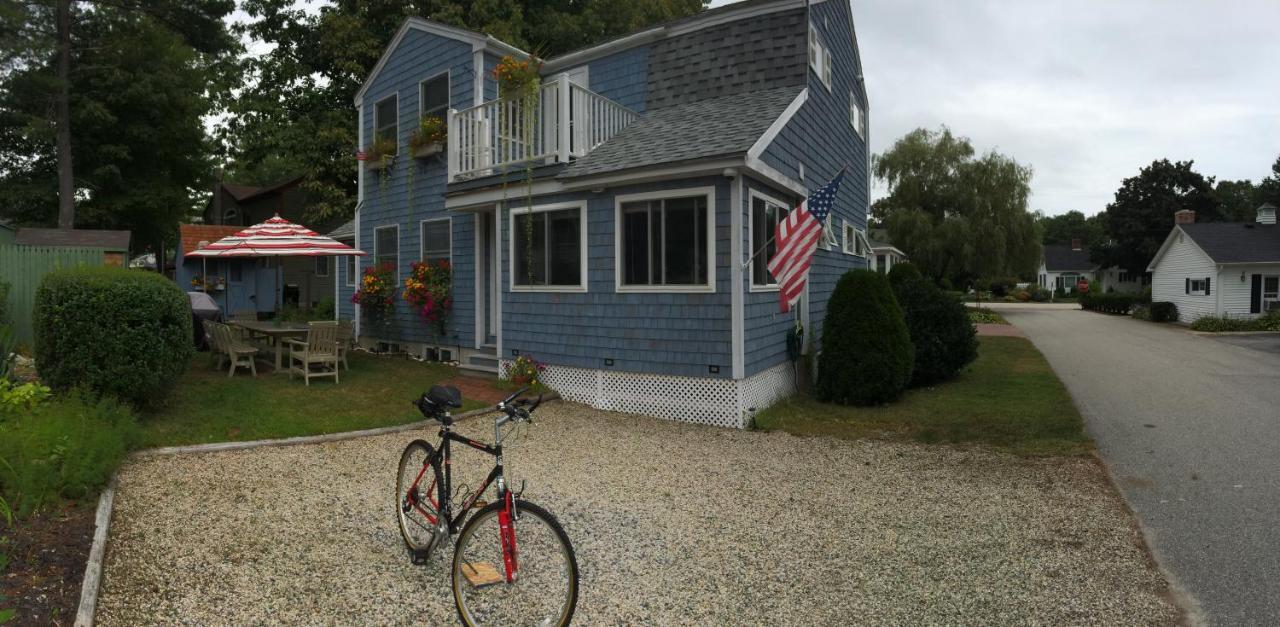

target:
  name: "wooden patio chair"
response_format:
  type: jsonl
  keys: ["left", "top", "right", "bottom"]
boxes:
{"left": 231, "top": 310, "right": 258, "bottom": 341}
{"left": 202, "top": 319, "right": 225, "bottom": 369}
{"left": 335, "top": 320, "right": 354, "bottom": 370}
{"left": 214, "top": 322, "right": 258, "bottom": 378}
{"left": 284, "top": 322, "right": 339, "bottom": 386}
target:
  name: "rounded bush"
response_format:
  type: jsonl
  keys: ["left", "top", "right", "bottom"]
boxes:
{"left": 816, "top": 270, "right": 914, "bottom": 405}
{"left": 34, "top": 267, "right": 193, "bottom": 406}
{"left": 894, "top": 278, "right": 978, "bottom": 386}
{"left": 1149, "top": 301, "right": 1177, "bottom": 323}
{"left": 886, "top": 262, "right": 922, "bottom": 289}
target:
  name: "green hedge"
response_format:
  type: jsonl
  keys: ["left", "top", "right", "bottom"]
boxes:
{"left": 34, "top": 267, "right": 192, "bottom": 406}
{"left": 886, "top": 262, "right": 922, "bottom": 289}
{"left": 895, "top": 278, "right": 978, "bottom": 386}
{"left": 1149, "top": 301, "right": 1178, "bottom": 323}
{"left": 1190, "top": 312, "right": 1280, "bottom": 332}
{"left": 0, "top": 393, "right": 137, "bottom": 516}
{"left": 1080, "top": 292, "right": 1135, "bottom": 315}
{"left": 816, "top": 270, "right": 914, "bottom": 405}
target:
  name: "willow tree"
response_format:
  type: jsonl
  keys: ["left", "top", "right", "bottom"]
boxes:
{"left": 872, "top": 127, "right": 1040, "bottom": 286}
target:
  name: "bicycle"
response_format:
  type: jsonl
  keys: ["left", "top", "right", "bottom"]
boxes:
{"left": 396, "top": 384, "right": 579, "bottom": 626}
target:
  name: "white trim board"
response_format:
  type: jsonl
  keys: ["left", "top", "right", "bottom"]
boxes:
{"left": 747, "top": 88, "right": 808, "bottom": 160}
{"left": 613, "top": 186, "right": 718, "bottom": 294}
{"left": 746, "top": 187, "right": 793, "bottom": 293}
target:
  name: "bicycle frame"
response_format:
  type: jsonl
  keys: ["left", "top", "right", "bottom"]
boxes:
{"left": 411, "top": 410, "right": 514, "bottom": 535}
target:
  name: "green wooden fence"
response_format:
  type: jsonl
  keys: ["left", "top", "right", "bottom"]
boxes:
{"left": 0, "top": 245, "right": 106, "bottom": 345}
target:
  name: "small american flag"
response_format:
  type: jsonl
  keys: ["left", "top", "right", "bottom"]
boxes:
{"left": 767, "top": 171, "right": 845, "bottom": 313}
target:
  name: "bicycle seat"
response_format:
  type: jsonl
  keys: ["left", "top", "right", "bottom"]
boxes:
{"left": 427, "top": 385, "right": 463, "bottom": 409}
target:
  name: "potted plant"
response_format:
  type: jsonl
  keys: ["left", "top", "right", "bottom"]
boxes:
{"left": 509, "top": 354, "right": 544, "bottom": 386}
{"left": 352, "top": 262, "right": 397, "bottom": 322}
{"left": 409, "top": 115, "right": 447, "bottom": 159}
{"left": 493, "top": 55, "right": 542, "bottom": 98}
{"left": 364, "top": 136, "right": 398, "bottom": 174}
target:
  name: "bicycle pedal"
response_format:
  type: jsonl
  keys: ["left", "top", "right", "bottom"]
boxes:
{"left": 410, "top": 549, "right": 432, "bottom": 566}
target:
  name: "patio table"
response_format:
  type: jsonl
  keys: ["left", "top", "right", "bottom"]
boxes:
{"left": 230, "top": 320, "right": 310, "bottom": 372}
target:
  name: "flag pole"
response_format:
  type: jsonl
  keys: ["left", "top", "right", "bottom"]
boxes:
{"left": 740, "top": 165, "right": 849, "bottom": 270}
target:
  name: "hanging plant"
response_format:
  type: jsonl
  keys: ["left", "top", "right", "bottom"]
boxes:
{"left": 352, "top": 262, "right": 396, "bottom": 319}
{"left": 402, "top": 259, "right": 453, "bottom": 338}
{"left": 364, "top": 136, "right": 398, "bottom": 198}
{"left": 494, "top": 54, "right": 543, "bottom": 285}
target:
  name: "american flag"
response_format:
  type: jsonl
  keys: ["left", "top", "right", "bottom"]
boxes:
{"left": 767, "top": 171, "right": 845, "bottom": 313}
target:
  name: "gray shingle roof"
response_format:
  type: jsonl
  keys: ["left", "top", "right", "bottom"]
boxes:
{"left": 327, "top": 219, "right": 355, "bottom": 241}
{"left": 558, "top": 85, "right": 802, "bottom": 180}
{"left": 1042, "top": 244, "right": 1096, "bottom": 272}
{"left": 15, "top": 227, "right": 130, "bottom": 250}
{"left": 1179, "top": 222, "right": 1280, "bottom": 263}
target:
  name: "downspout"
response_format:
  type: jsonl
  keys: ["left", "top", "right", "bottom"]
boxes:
{"left": 355, "top": 100, "right": 364, "bottom": 340}
{"left": 728, "top": 169, "right": 744, "bottom": 381}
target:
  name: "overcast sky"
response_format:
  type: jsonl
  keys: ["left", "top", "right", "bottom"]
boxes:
{"left": 714, "top": 0, "right": 1280, "bottom": 216}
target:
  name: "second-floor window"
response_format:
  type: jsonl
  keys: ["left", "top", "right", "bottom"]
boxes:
{"left": 849, "top": 94, "right": 864, "bottom": 138}
{"left": 420, "top": 73, "right": 449, "bottom": 122}
{"left": 809, "top": 25, "right": 832, "bottom": 89}
{"left": 375, "top": 94, "right": 398, "bottom": 153}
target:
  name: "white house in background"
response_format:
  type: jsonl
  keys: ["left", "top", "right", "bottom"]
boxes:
{"left": 1146, "top": 204, "right": 1280, "bottom": 323}
{"left": 867, "top": 228, "right": 907, "bottom": 273}
{"left": 1038, "top": 240, "right": 1095, "bottom": 293}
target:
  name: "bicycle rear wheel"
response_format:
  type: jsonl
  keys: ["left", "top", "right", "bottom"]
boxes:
{"left": 451, "top": 499, "right": 578, "bottom": 626}
{"left": 396, "top": 439, "right": 444, "bottom": 555}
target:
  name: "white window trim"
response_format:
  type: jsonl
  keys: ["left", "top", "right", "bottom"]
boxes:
{"left": 418, "top": 70, "right": 451, "bottom": 122}
{"left": 614, "top": 186, "right": 717, "bottom": 294}
{"left": 819, "top": 214, "right": 838, "bottom": 251}
{"left": 419, "top": 217, "right": 453, "bottom": 265}
{"left": 1189, "top": 278, "right": 1209, "bottom": 296}
{"left": 345, "top": 254, "right": 355, "bottom": 287}
{"left": 374, "top": 93, "right": 399, "bottom": 154}
{"left": 748, "top": 189, "right": 790, "bottom": 293}
{"left": 507, "top": 201, "right": 589, "bottom": 293}
{"left": 315, "top": 256, "right": 329, "bottom": 277}
{"left": 373, "top": 224, "right": 399, "bottom": 276}
{"left": 849, "top": 93, "right": 864, "bottom": 139}
{"left": 809, "top": 25, "right": 832, "bottom": 91}
{"left": 841, "top": 220, "right": 855, "bottom": 255}
{"left": 1263, "top": 275, "right": 1280, "bottom": 308}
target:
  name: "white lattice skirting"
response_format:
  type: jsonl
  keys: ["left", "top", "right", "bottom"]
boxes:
{"left": 500, "top": 360, "right": 796, "bottom": 429}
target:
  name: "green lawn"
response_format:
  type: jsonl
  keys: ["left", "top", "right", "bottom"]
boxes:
{"left": 139, "top": 351, "right": 486, "bottom": 448}
{"left": 755, "top": 336, "right": 1091, "bottom": 456}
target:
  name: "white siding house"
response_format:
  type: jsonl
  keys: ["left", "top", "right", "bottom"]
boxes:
{"left": 1147, "top": 204, "right": 1280, "bottom": 323}
{"left": 1038, "top": 243, "right": 1095, "bottom": 294}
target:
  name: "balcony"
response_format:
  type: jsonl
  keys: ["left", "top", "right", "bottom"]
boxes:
{"left": 447, "top": 75, "right": 639, "bottom": 182}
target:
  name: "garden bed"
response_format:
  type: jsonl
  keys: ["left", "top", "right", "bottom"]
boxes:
{"left": 0, "top": 502, "right": 95, "bottom": 624}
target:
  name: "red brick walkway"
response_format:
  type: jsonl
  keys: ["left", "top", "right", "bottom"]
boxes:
{"left": 975, "top": 323, "right": 1024, "bottom": 337}
{"left": 439, "top": 373, "right": 508, "bottom": 405}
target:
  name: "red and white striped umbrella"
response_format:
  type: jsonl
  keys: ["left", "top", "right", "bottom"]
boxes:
{"left": 185, "top": 214, "right": 366, "bottom": 258}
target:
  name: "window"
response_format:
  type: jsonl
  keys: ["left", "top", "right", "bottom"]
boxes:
{"left": 511, "top": 203, "right": 586, "bottom": 290}
{"left": 374, "top": 94, "right": 398, "bottom": 152}
{"left": 420, "top": 218, "right": 451, "bottom": 265}
{"left": 819, "top": 216, "right": 838, "bottom": 251}
{"left": 618, "top": 189, "right": 714, "bottom": 291}
{"left": 849, "top": 94, "right": 864, "bottom": 138}
{"left": 1118, "top": 271, "right": 1131, "bottom": 283}
{"left": 315, "top": 256, "right": 329, "bottom": 277}
{"left": 809, "top": 25, "right": 832, "bottom": 89}
{"left": 345, "top": 255, "right": 355, "bottom": 287}
{"left": 750, "top": 193, "right": 789, "bottom": 288}
{"left": 374, "top": 225, "right": 399, "bottom": 275}
{"left": 842, "top": 221, "right": 855, "bottom": 255}
{"left": 1188, "top": 278, "right": 1209, "bottom": 295}
{"left": 1264, "top": 276, "right": 1279, "bottom": 302}
{"left": 876, "top": 254, "right": 887, "bottom": 273}
{"left": 419, "top": 73, "right": 449, "bottom": 122}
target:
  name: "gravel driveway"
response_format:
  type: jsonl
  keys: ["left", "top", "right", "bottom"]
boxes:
{"left": 96, "top": 403, "right": 1178, "bottom": 625}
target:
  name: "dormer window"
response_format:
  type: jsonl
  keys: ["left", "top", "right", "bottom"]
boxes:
{"left": 809, "top": 25, "right": 832, "bottom": 90}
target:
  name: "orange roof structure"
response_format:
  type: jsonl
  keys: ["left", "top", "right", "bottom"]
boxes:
{"left": 179, "top": 224, "right": 241, "bottom": 255}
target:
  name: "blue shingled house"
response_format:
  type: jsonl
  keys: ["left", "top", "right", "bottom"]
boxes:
{"left": 341, "top": 0, "right": 871, "bottom": 427}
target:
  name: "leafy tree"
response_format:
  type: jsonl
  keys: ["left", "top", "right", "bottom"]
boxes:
{"left": 1259, "top": 155, "right": 1280, "bottom": 208}
{"left": 1035, "top": 210, "right": 1105, "bottom": 246}
{"left": 1214, "top": 179, "right": 1260, "bottom": 222}
{"left": 224, "top": 0, "right": 706, "bottom": 225}
{"left": 1095, "top": 159, "right": 1224, "bottom": 274}
{"left": 872, "top": 127, "right": 1040, "bottom": 286}
{"left": 0, "top": 1, "right": 237, "bottom": 253}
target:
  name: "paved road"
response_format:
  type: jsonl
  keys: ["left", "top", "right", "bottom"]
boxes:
{"left": 991, "top": 304, "right": 1280, "bottom": 626}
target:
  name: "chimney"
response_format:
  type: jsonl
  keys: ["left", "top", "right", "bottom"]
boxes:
{"left": 1174, "top": 209, "right": 1196, "bottom": 225}
{"left": 1070, "top": 238, "right": 1082, "bottom": 251}
{"left": 1257, "top": 203, "right": 1278, "bottom": 225}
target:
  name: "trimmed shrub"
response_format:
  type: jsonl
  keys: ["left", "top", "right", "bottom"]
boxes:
{"left": 1028, "top": 285, "right": 1051, "bottom": 302}
{"left": 1131, "top": 305, "right": 1151, "bottom": 321}
{"left": 894, "top": 278, "right": 978, "bottom": 386}
{"left": 886, "top": 262, "right": 922, "bottom": 288}
{"left": 0, "top": 393, "right": 137, "bottom": 516}
{"left": 987, "top": 277, "right": 1017, "bottom": 298}
{"left": 1080, "top": 292, "right": 1135, "bottom": 315}
{"left": 1257, "top": 311, "right": 1280, "bottom": 332}
{"left": 1137, "top": 286, "right": 1153, "bottom": 305}
{"left": 968, "top": 307, "right": 1006, "bottom": 324}
{"left": 1189, "top": 315, "right": 1257, "bottom": 332}
{"left": 34, "top": 267, "right": 192, "bottom": 406}
{"left": 816, "top": 270, "right": 914, "bottom": 405}
{"left": 1149, "top": 301, "right": 1178, "bottom": 323}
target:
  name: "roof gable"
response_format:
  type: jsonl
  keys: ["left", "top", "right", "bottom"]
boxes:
{"left": 1171, "top": 222, "right": 1280, "bottom": 264}
{"left": 1041, "top": 245, "right": 1096, "bottom": 272}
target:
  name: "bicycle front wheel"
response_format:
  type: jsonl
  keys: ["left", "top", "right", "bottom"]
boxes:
{"left": 451, "top": 499, "right": 579, "bottom": 626}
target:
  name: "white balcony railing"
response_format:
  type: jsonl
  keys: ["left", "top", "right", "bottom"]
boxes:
{"left": 448, "top": 76, "right": 639, "bottom": 182}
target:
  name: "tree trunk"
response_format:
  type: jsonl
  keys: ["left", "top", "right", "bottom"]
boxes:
{"left": 55, "top": 0, "right": 75, "bottom": 229}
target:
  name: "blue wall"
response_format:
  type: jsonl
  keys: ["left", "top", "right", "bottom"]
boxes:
{"left": 583, "top": 47, "right": 649, "bottom": 113}
{"left": 337, "top": 247, "right": 356, "bottom": 322}
{"left": 756, "top": 0, "right": 870, "bottom": 364}
{"left": 500, "top": 177, "right": 733, "bottom": 378}
{"left": 175, "top": 246, "right": 269, "bottom": 317}
{"left": 357, "top": 28, "right": 478, "bottom": 348}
